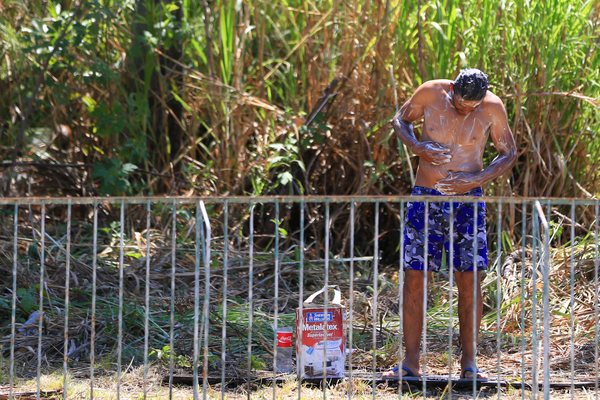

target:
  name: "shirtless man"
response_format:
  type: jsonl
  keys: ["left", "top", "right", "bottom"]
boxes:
{"left": 384, "top": 69, "right": 517, "bottom": 379}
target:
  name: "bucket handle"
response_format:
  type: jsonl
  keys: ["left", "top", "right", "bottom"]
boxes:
{"left": 304, "top": 285, "right": 342, "bottom": 306}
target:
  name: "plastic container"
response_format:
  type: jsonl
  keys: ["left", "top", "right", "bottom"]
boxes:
{"left": 275, "top": 327, "right": 294, "bottom": 373}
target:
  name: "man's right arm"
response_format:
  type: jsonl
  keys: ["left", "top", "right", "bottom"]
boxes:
{"left": 392, "top": 117, "right": 420, "bottom": 151}
{"left": 392, "top": 87, "right": 452, "bottom": 166}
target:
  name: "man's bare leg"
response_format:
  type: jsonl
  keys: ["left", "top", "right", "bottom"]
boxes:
{"left": 455, "top": 270, "right": 488, "bottom": 379}
{"left": 383, "top": 269, "right": 432, "bottom": 377}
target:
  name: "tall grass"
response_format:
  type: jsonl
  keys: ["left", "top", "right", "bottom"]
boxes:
{"left": 0, "top": 0, "right": 598, "bottom": 198}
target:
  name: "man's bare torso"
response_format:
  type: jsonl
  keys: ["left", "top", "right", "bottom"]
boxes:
{"left": 418, "top": 80, "right": 491, "bottom": 188}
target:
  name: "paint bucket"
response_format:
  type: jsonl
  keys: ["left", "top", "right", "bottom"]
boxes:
{"left": 296, "top": 285, "right": 346, "bottom": 379}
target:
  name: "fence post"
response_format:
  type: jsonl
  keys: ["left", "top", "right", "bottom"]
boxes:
{"left": 535, "top": 200, "right": 550, "bottom": 400}
{"left": 199, "top": 200, "right": 211, "bottom": 398}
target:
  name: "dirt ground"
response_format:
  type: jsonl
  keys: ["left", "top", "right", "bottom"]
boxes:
{"left": 2, "top": 364, "right": 599, "bottom": 400}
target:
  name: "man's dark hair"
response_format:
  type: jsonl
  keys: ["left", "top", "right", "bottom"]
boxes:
{"left": 453, "top": 68, "right": 488, "bottom": 101}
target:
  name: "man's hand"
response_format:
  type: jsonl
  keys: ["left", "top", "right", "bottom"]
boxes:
{"left": 413, "top": 141, "right": 452, "bottom": 166}
{"left": 434, "top": 171, "right": 480, "bottom": 195}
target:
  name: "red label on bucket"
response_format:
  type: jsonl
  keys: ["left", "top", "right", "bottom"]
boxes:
{"left": 277, "top": 332, "right": 293, "bottom": 347}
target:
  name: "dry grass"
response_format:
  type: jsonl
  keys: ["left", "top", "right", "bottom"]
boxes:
{"left": 3, "top": 369, "right": 600, "bottom": 399}
{"left": 0, "top": 200, "right": 600, "bottom": 398}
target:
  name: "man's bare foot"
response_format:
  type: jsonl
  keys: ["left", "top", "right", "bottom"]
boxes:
{"left": 461, "top": 367, "right": 488, "bottom": 380}
{"left": 382, "top": 365, "right": 421, "bottom": 378}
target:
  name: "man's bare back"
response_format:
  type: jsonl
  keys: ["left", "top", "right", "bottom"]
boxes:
{"left": 393, "top": 79, "right": 516, "bottom": 194}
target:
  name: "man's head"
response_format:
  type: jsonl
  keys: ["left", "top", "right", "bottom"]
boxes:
{"left": 453, "top": 68, "right": 488, "bottom": 100}
{"left": 450, "top": 68, "right": 488, "bottom": 114}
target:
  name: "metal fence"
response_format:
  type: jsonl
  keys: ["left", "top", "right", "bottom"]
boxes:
{"left": 0, "top": 196, "right": 598, "bottom": 399}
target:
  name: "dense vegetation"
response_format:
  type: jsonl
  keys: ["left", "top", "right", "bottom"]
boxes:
{"left": 0, "top": 0, "right": 598, "bottom": 198}
{"left": 0, "top": 2, "right": 599, "bottom": 396}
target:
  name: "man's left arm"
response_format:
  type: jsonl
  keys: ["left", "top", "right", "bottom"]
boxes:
{"left": 473, "top": 101, "right": 518, "bottom": 185}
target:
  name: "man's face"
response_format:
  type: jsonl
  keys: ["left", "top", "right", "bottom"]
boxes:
{"left": 450, "top": 84, "right": 483, "bottom": 115}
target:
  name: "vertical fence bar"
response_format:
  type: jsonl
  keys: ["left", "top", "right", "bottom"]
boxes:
{"left": 199, "top": 201, "right": 207, "bottom": 397}
{"left": 447, "top": 198, "right": 454, "bottom": 397}
{"left": 117, "top": 200, "right": 125, "bottom": 400}
{"left": 546, "top": 200, "right": 553, "bottom": 397}
{"left": 547, "top": 199, "right": 553, "bottom": 398}
{"left": 200, "top": 200, "right": 212, "bottom": 397}
{"left": 247, "top": 202, "right": 254, "bottom": 400}
{"left": 10, "top": 204, "right": 18, "bottom": 400}
{"left": 570, "top": 201, "right": 576, "bottom": 397}
{"left": 63, "top": 201, "right": 72, "bottom": 399}
{"left": 372, "top": 201, "right": 379, "bottom": 399}
{"left": 398, "top": 199, "right": 405, "bottom": 399}
{"left": 37, "top": 202, "right": 46, "bottom": 399}
{"left": 422, "top": 199, "right": 429, "bottom": 393}
{"left": 496, "top": 201, "right": 502, "bottom": 397}
{"left": 520, "top": 201, "right": 527, "bottom": 398}
{"left": 297, "top": 200, "right": 305, "bottom": 400}
{"left": 221, "top": 200, "right": 229, "bottom": 399}
{"left": 273, "top": 200, "right": 280, "bottom": 400}
{"left": 144, "top": 200, "right": 151, "bottom": 400}
{"left": 471, "top": 200, "right": 479, "bottom": 396}
{"left": 323, "top": 201, "right": 330, "bottom": 399}
{"left": 535, "top": 201, "right": 550, "bottom": 399}
{"left": 169, "top": 200, "right": 177, "bottom": 398}
{"left": 90, "top": 202, "right": 98, "bottom": 400}
{"left": 595, "top": 200, "right": 599, "bottom": 399}
{"left": 531, "top": 202, "right": 539, "bottom": 399}
{"left": 349, "top": 201, "right": 355, "bottom": 400}
{"left": 193, "top": 201, "right": 201, "bottom": 400}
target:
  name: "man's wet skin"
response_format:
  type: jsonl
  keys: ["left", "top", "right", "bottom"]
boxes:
{"left": 385, "top": 78, "right": 517, "bottom": 380}
{"left": 392, "top": 80, "right": 516, "bottom": 195}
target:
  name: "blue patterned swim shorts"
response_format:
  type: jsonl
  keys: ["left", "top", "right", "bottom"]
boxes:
{"left": 404, "top": 186, "right": 488, "bottom": 272}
